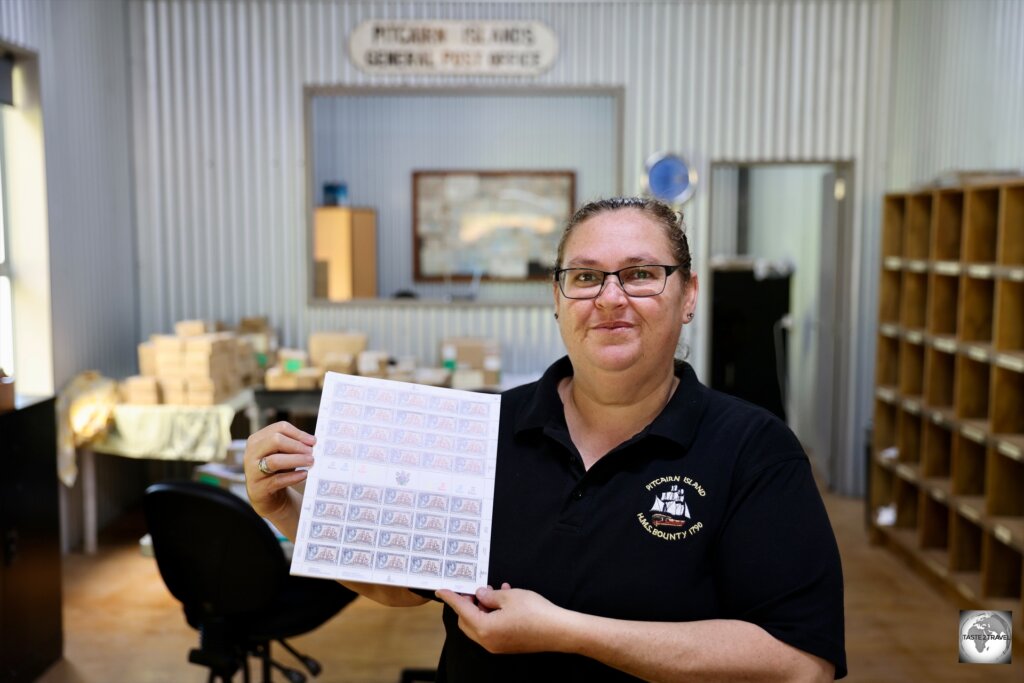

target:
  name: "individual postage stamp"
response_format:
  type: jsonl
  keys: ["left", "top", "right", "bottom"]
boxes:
{"left": 317, "top": 480, "right": 350, "bottom": 500}
{"left": 341, "top": 549, "right": 373, "bottom": 568}
{"left": 381, "top": 508, "right": 414, "bottom": 529}
{"left": 454, "top": 457, "right": 485, "bottom": 475}
{"left": 344, "top": 526, "right": 377, "bottom": 547}
{"left": 309, "top": 523, "right": 342, "bottom": 542}
{"left": 347, "top": 505, "right": 380, "bottom": 525}
{"left": 305, "top": 543, "right": 340, "bottom": 565}
{"left": 451, "top": 497, "right": 482, "bottom": 516}
{"left": 444, "top": 560, "right": 476, "bottom": 580}
{"left": 448, "top": 517, "right": 480, "bottom": 537}
{"left": 323, "top": 440, "right": 357, "bottom": 458}
{"left": 384, "top": 488, "right": 417, "bottom": 508}
{"left": 375, "top": 552, "right": 408, "bottom": 572}
{"left": 445, "top": 539, "right": 478, "bottom": 558}
{"left": 313, "top": 501, "right": 346, "bottom": 521}
{"left": 378, "top": 531, "right": 411, "bottom": 550}
{"left": 412, "top": 534, "right": 445, "bottom": 555}
{"left": 417, "top": 492, "right": 450, "bottom": 511}
{"left": 415, "top": 513, "right": 447, "bottom": 532}
{"left": 351, "top": 485, "right": 383, "bottom": 503}
{"left": 410, "top": 556, "right": 443, "bottom": 576}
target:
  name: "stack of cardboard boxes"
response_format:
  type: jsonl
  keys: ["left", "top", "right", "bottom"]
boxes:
{"left": 264, "top": 331, "right": 369, "bottom": 390}
{"left": 124, "top": 319, "right": 262, "bottom": 405}
{"left": 442, "top": 337, "right": 502, "bottom": 390}
{"left": 259, "top": 332, "right": 502, "bottom": 392}
{"left": 237, "top": 316, "right": 277, "bottom": 373}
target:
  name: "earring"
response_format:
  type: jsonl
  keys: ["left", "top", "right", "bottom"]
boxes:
{"left": 554, "top": 312, "right": 559, "bottom": 320}
{"left": 686, "top": 312, "right": 695, "bottom": 321}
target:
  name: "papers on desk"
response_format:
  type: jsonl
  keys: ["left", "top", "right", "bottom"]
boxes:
{"left": 290, "top": 372, "right": 501, "bottom": 594}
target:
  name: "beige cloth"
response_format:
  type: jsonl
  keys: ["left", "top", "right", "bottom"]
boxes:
{"left": 56, "top": 371, "right": 120, "bottom": 487}
{"left": 89, "top": 389, "right": 254, "bottom": 463}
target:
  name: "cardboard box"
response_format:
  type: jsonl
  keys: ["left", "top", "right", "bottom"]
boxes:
{"left": 187, "top": 388, "right": 226, "bottom": 406}
{"left": 123, "top": 375, "right": 159, "bottom": 392}
{"left": 238, "top": 316, "right": 270, "bottom": 333}
{"left": 240, "top": 331, "right": 276, "bottom": 369}
{"left": 174, "top": 319, "right": 209, "bottom": 337}
{"left": 124, "top": 391, "right": 161, "bottom": 405}
{"left": 308, "top": 331, "right": 368, "bottom": 367}
{"left": 163, "top": 388, "right": 188, "bottom": 405}
{"left": 357, "top": 351, "right": 389, "bottom": 377}
{"left": 278, "top": 348, "right": 309, "bottom": 373}
{"left": 440, "top": 337, "right": 500, "bottom": 372}
{"left": 186, "top": 376, "right": 216, "bottom": 393}
{"left": 295, "top": 367, "right": 322, "bottom": 389}
{"left": 451, "top": 369, "right": 486, "bottom": 391}
{"left": 412, "top": 367, "right": 451, "bottom": 387}
{"left": 121, "top": 376, "right": 161, "bottom": 404}
{"left": 183, "top": 350, "right": 235, "bottom": 379}
{"left": 155, "top": 353, "right": 186, "bottom": 379}
{"left": 158, "top": 377, "right": 187, "bottom": 396}
{"left": 321, "top": 351, "right": 356, "bottom": 375}
{"left": 483, "top": 354, "right": 502, "bottom": 387}
{"left": 152, "top": 334, "right": 186, "bottom": 353}
{"left": 184, "top": 332, "right": 235, "bottom": 355}
{"left": 137, "top": 342, "right": 157, "bottom": 377}
{"left": 264, "top": 366, "right": 300, "bottom": 391}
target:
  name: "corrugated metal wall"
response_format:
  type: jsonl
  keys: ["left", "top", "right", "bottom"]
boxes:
{"left": 0, "top": 0, "right": 47, "bottom": 49}
{"left": 130, "top": 0, "right": 897, "bottom": 494}
{"left": 44, "top": 0, "right": 138, "bottom": 388}
{"left": 311, "top": 91, "right": 618, "bottom": 300}
{"left": 0, "top": 0, "right": 137, "bottom": 390}
{"left": 889, "top": 0, "right": 1024, "bottom": 189}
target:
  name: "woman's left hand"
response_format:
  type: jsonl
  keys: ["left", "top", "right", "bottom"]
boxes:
{"left": 436, "top": 583, "right": 574, "bottom": 654}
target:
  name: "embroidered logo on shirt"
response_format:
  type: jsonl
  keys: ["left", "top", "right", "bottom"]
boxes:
{"left": 637, "top": 475, "right": 706, "bottom": 541}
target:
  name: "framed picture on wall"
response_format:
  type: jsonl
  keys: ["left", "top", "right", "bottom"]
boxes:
{"left": 413, "top": 170, "right": 576, "bottom": 281}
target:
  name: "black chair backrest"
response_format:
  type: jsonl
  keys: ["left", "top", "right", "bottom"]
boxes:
{"left": 144, "top": 481, "right": 288, "bottom": 618}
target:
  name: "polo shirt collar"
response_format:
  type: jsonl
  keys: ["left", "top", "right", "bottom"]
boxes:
{"left": 513, "top": 355, "right": 710, "bottom": 451}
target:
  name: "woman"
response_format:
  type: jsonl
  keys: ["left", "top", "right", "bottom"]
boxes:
{"left": 245, "top": 197, "right": 847, "bottom": 681}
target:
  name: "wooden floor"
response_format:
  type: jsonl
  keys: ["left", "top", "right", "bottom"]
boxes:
{"left": 37, "top": 488, "right": 1022, "bottom": 683}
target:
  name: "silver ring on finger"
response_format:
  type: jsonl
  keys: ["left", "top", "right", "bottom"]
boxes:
{"left": 257, "top": 456, "right": 274, "bottom": 476}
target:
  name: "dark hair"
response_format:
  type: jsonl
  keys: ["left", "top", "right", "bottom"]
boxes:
{"left": 555, "top": 197, "right": 692, "bottom": 280}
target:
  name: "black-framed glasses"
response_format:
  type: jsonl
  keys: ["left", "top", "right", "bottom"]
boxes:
{"left": 553, "top": 265, "right": 681, "bottom": 299}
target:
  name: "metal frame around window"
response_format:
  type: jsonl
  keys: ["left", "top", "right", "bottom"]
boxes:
{"left": 0, "top": 107, "right": 13, "bottom": 374}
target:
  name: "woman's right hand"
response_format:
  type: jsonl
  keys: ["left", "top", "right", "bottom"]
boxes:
{"left": 244, "top": 421, "right": 316, "bottom": 522}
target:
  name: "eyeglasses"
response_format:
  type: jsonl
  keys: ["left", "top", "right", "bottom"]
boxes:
{"left": 553, "top": 265, "right": 681, "bottom": 299}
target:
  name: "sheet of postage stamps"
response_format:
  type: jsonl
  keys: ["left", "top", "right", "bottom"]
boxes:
{"left": 289, "top": 371, "right": 501, "bottom": 594}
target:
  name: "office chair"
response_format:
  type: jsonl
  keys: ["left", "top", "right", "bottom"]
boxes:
{"left": 144, "top": 480, "right": 357, "bottom": 683}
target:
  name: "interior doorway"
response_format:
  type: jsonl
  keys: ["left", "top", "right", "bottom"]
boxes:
{"left": 708, "top": 162, "right": 853, "bottom": 488}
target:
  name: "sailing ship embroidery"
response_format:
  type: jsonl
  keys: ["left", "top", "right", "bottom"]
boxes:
{"left": 650, "top": 484, "right": 690, "bottom": 528}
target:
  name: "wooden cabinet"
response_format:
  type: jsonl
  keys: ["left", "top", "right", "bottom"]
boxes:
{"left": 313, "top": 207, "right": 377, "bottom": 301}
{"left": 870, "top": 178, "right": 1024, "bottom": 644}
{"left": 0, "top": 397, "right": 62, "bottom": 682}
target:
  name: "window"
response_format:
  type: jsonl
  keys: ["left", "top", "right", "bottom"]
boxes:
{"left": 0, "top": 109, "right": 12, "bottom": 375}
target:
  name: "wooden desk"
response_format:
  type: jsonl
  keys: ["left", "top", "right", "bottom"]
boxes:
{"left": 78, "top": 390, "right": 257, "bottom": 554}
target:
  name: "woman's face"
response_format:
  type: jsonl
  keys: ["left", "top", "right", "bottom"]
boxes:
{"left": 554, "top": 208, "right": 698, "bottom": 376}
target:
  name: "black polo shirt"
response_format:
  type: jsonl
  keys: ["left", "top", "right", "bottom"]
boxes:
{"left": 436, "top": 356, "right": 847, "bottom": 681}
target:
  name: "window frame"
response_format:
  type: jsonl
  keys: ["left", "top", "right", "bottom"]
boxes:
{"left": 0, "top": 107, "right": 13, "bottom": 375}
